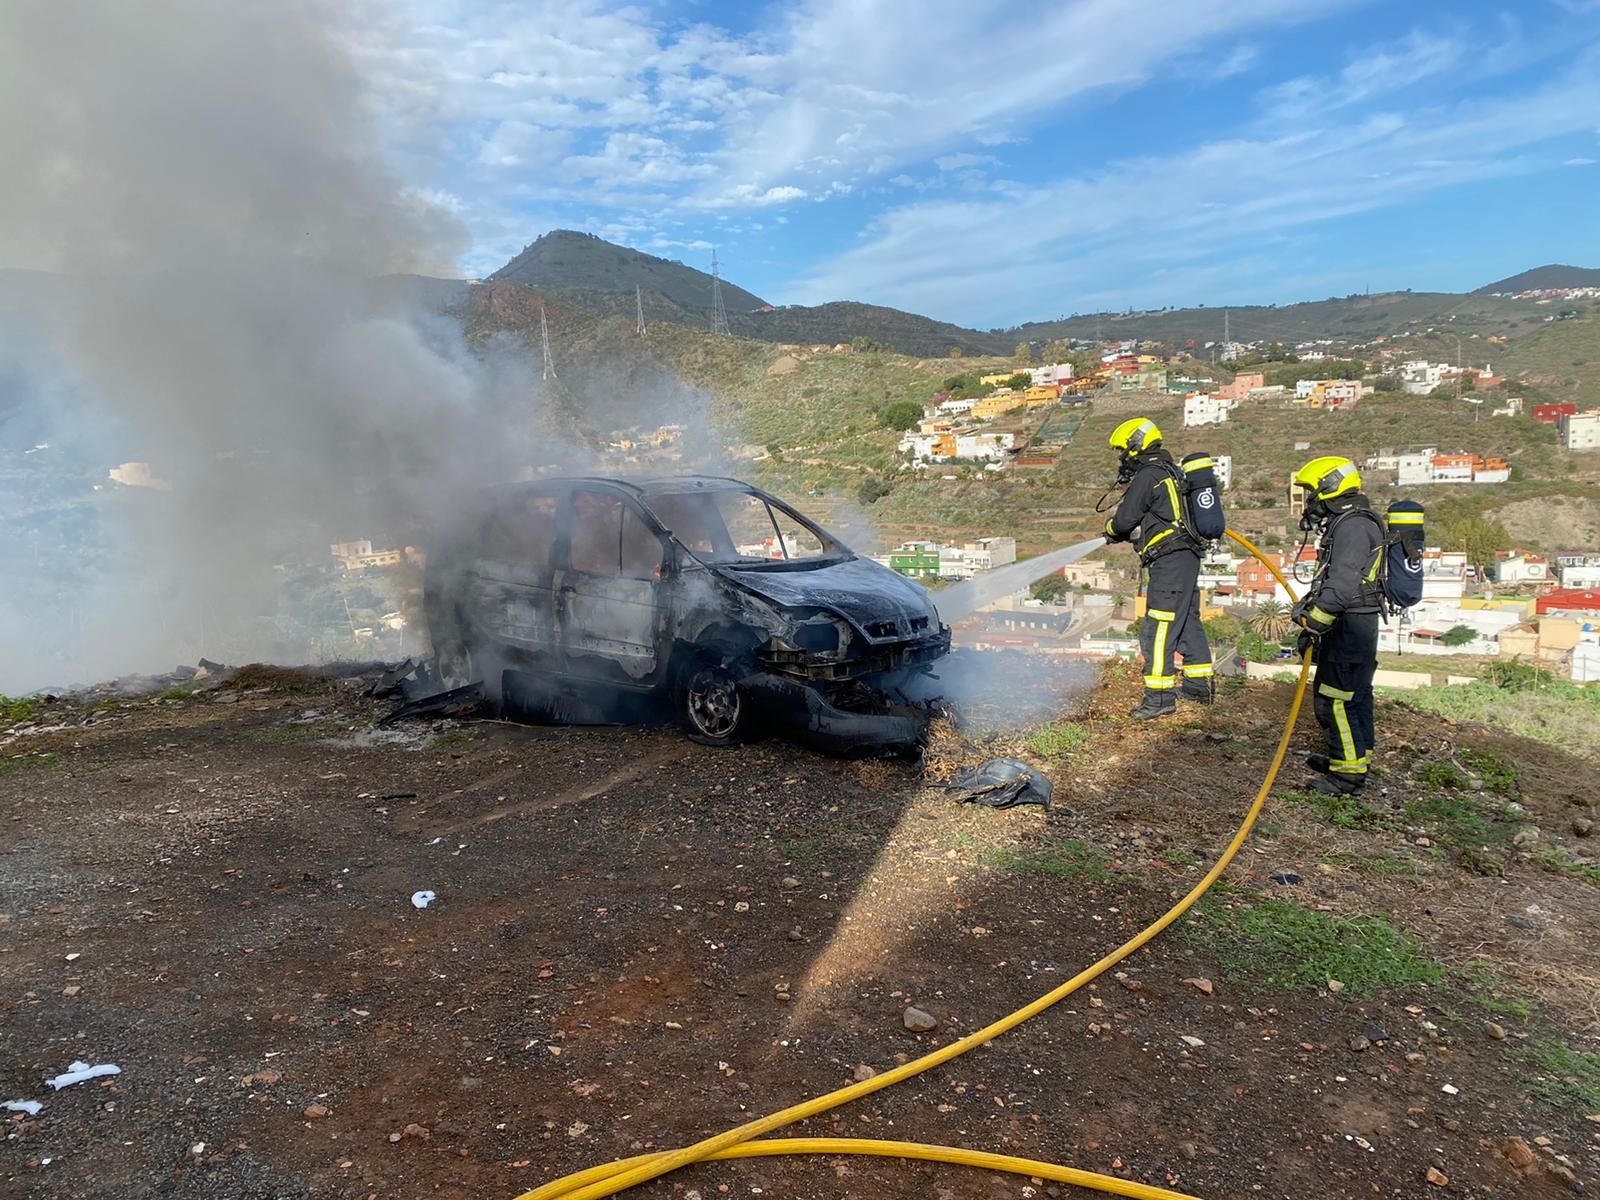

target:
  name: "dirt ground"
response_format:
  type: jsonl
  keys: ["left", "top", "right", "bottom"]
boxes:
{"left": 2, "top": 663, "right": 1598, "bottom": 1200}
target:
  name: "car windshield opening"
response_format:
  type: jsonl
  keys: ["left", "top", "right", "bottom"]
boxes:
{"left": 646, "top": 490, "right": 836, "bottom": 566}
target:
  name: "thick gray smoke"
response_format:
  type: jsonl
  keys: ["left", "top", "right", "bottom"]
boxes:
{"left": 0, "top": 2, "right": 562, "bottom": 691}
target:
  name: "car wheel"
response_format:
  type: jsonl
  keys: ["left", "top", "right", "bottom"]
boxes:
{"left": 436, "top": 640, "right": 502, "bottom": 706}
{"left": 677, "top": 660, "right": 747, "bottom": 746}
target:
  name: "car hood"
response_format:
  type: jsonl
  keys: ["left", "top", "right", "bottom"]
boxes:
{"left": 716, "top": 556, "right": 941, "bottom": 642}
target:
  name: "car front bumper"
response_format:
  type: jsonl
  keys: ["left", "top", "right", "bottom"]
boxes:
{"left": 738, "top": 672, "right": 927, "bottom": 755}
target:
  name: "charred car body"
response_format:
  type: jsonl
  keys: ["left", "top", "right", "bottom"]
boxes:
{"left": 424, "top": 476, "right": 951, "bottom": 752}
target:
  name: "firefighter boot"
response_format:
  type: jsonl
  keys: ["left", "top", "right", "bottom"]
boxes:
{"left": 1181, "top": 677, "right": 1215, "bottom": 705}
{"left": 1306, "top": 753, "right": 1332, "bottom": 776}
{"left": 1308, "top": 772, "right": 1364, "bottom": 797}
{"left": 1130, "top": 689, "right": 1177, "bottom": 720}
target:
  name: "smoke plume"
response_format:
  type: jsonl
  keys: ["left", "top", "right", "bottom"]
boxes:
{"left": 0, "top": 2, "right": 558, "bottom": 691}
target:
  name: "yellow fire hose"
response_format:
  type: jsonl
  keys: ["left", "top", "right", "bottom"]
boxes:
{"left": 518, "top": 530, "right": 1304, "bottom": 1200}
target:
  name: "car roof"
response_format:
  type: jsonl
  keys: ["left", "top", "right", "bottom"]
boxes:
{"left": 485, "top": 474, "right": 758, "bottom": 500}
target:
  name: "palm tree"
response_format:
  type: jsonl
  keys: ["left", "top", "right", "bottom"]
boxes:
{"left": 1250, "top": 599, "right": 1293, "bottom": 641}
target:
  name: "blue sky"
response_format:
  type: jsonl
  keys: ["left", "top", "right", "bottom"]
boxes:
{"left": 371, "top": 0, "right": 1600, "bottom": 328}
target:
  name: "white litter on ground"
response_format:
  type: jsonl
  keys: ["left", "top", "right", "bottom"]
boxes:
{"left": 4, "top": 1099, "right": 43, "bottom": 1116}
{"left": 426, "top": 837, "right": 443, "bottom": 845}
{"left": 45, "top": 1061, "right": 121, "bottom": 1090}
{"left": 411, "top": 890, "right": 437, "bottom": 909}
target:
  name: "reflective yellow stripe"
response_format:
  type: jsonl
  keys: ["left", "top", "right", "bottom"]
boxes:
{"left": 1329, "top": 696, "right": 1359, "bottom": 770}
{"left": 1148, "top": 608, "right": 1177, "bottom": 620}
{"left": 1148, "top": 610, "right": 1172, "bottom": 686}
{"left": 1364, "top": 550, "right": 1382, "bottom": 584}
{"left": 1144, "top": 528, "right": 1175, "bottom": 551}
{"left": 1309, "top": 606, "right": 1335, "bottom": 625}
{"left": 1144, "top": 676, "right": 1176, "bottom": 689}
{"left": 1387, "top": 513, "right": 1424, "bottom": 525}
{"left": 1183, "top": 457, "right": 1214, "bottom": 471}
{"left": 1164, "top": 478, "right": 1183, "bottom": 524}
{"left": 1183, "top": 663, "right": 1214, "bottom": 677}
{"left": 1317, "top": 683, "right": 1355, "bottom": 700}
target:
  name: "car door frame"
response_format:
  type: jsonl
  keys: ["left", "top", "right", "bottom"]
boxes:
{"left": 552, "top": 483, "right": 674, "bottom": 690}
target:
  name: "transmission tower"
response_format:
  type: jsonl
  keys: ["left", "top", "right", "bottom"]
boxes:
{"left": 539, "top": 301, "right": 557, "bottom": 381}
{"left": 635, "top": 285, "right": 647, "bottom": 336}
{"left": 709, "top": 249, "right": 730, "bottom": 336}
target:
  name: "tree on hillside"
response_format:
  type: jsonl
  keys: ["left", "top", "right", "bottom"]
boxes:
{"left": 879, "top": 400, "right": 923, "bottom": 431}
{"left": 1004, "top": 372, "right": 1031, "bottom": 391}
{"left": 1443, "top": 514, "right": 1510, "bottom": 576}
{"left": 1374, "top": 374, "right": 1400, "bottom": 393}
{"left": 1014, "top": 341, "right": 1034, "bottom": 364}
{"left": 949, "top": 348, "right": 963, "bottom": 359}
{"left": 1030, "top": 574, "right": 1072, "bottom": 602}
{"left": 1250, "top": 599, "right": 1294, "bottom": 640}
{"left": 856, "top": 474, "right": 894, "bottom": 506}
{"left": 1438, "top": 625, "right": 1476, "bottom": 647}
{"left": 1042, "top": 338, "right": 1072, "bottom": 364}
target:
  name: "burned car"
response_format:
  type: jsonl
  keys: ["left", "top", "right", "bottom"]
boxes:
{"left": 423, "top": 476, "right": 951, "bottom": 752}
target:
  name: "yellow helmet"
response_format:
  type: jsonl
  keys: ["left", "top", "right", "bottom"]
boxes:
{"left": 1293, "top": 455, "right": 1362, "bottom": 501}
{"left": 1109, "top": 417, "right": 1161, "bottom": 454}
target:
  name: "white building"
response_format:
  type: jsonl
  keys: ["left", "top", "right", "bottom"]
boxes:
{"left": 1182, "top": 393, "right": 1237, "bottom": 427}
{"left": 1028, "top": 363, "right": 1074, "bottom": 387}
{"left": 935, "top": 396, "right": 976, "bottom": 415}
{"left": 1492, "top": 397, "right": 1523, "bottom": 417}
{"left": 1214, "top": 454, "right": 1233, "bottom": 490}
{"left": 1559, "top": 563, "right": 1600, "bottom": 588}
{"left": 898, "top": 429, "right": 1016, "bottom": 464}
{"left": 1559, "top": 410, "right": 1600, "bottom": 451}
{"left": 953, "top": 536, "right": 1017, "bottom": 574}
{"left": 1493, "top": 555, "right": 1550, "bottom": 584}
{"left": 1398, "top": 360, "right": 1448, "bottom": 395}
{"left": 1396, "top": 451, "right": 1437, "bottom": 486}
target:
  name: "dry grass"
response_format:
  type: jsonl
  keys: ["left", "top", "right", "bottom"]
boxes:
{"left": 230, "top": 663, "right": 323, "bottom": 692}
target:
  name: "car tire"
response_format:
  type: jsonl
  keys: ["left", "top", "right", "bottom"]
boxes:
{"left": 675, "top": 659, "right": 748, "bottom": 747}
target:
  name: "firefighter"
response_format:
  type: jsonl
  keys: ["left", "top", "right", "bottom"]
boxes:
{"left": 1290, "top": 455, "right": 1382, "bottom": 796}
{"left": 1103, "top": 417, "right": 1212, "bottom": 719}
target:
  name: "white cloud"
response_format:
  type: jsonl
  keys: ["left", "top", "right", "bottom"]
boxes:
{"left": 1258, "top": 29, "right": 1465, "bottom": 120}
{"left": 791, "top": 51, "right": 1600, "bottom": 324}
{"left": 1565, "top": 156, "right": 1597, "bottom": 165}
{"left": 934, "top": 152, "right": 999, "bottom": 172}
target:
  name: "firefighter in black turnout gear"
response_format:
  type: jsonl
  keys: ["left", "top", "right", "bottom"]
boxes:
{"left": 1290, "top": 456, "right": 1383, "bottom": 796}
{"left": 1103, "top": 418, "right": 1213, "bottom": 720}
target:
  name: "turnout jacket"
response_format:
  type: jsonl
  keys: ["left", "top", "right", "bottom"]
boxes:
{"left": 1105, "top": 449, "right": 1194, "bottom": 563}
{"left": 1303, "top": 495, "right": 1385, "bottom": 633}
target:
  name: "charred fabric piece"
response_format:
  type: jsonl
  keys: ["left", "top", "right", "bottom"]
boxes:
{"left": 380, "top": 682, "right": 486, "bottom": 726}
{"left": 940, "top": 757, "right": 1053, "bottom": 810}
{"left": 367, "top": 658, "right": 444, "bottom": 702}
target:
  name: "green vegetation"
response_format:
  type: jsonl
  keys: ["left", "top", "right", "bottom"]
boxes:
{"left": 494, "top": 229, "right": 768, "bottom": 314}
{"left": 1523, "top": 1040, "right": 1600, "bottom": 1113}
{"left": 1029, "top": 575, "right": 1073, "bottom": 602}
{"left": 0, "top": 752, "right": 59, "bottom": 777}
{"left": 1, "top": 696, "right": 43, "bottom": 723}
{"left": 1391, "top": 677, "right": 1600, "bottom": 759}
{"left": 1535, "top": 848, "right": 1600, "bottom": 887}
{"left": 1187, "top": 896, "right": 1442, "bottom": 998}
{"left": 1285, "top": 787, "right": 1394, "bottom": 831}
{"left": 1437, "top": 625, "right": 1477, "bottom": 647}
{"left": 1025, "top": 721, "right": 1091, "bottom": 759}
{"left": 878, "top": 399, "right": 924, "bottom": 431}
{"left": 985, "top": 837, "right": 1114, "bottom": 884}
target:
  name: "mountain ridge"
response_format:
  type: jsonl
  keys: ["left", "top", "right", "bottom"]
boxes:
{"left": 1473, "top": 264, "right": 1600, "bottom": 294}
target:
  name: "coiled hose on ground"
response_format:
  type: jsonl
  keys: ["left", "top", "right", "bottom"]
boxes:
{"left": 517, "top": 530, "right": 1305, "bottom": 1200}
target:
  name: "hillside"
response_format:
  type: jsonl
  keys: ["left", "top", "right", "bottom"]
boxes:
{"left": 1007, "top": 290, "right": 1551, "bottom": 348}
{"left": 732, "top": 300, "right": 1010, "bottom": 357}
{"left": 491, "top": 229, "right": 768, "bottom": 315}
{"left": 1475, "top": 264, "right": 1600, "bottom": 294}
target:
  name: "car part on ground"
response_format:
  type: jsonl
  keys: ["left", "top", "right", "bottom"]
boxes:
{"left": 938, "top": 757, "right": 1053, "bottom": 809}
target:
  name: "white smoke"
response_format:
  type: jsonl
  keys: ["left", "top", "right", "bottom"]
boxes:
{"left": 0, "top": 1, "right": 565, "bottom": 691}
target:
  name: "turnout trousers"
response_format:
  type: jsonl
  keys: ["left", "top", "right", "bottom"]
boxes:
{"left": 1312, "top": 612, "right": 1380, "bottom": 782}
{"left": 1139, "top": 548, "right": 1211, "bottom": 692}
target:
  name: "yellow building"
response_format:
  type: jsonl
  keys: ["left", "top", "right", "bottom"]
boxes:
{"left": 973, "top": 391, "right": 1022, "bottom": 420}
{"left": 980, "top": 372, "right": 1018, "bottom": 387}
{"left": 1023, "top": 385, "right": 1058, "bottom": 407}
